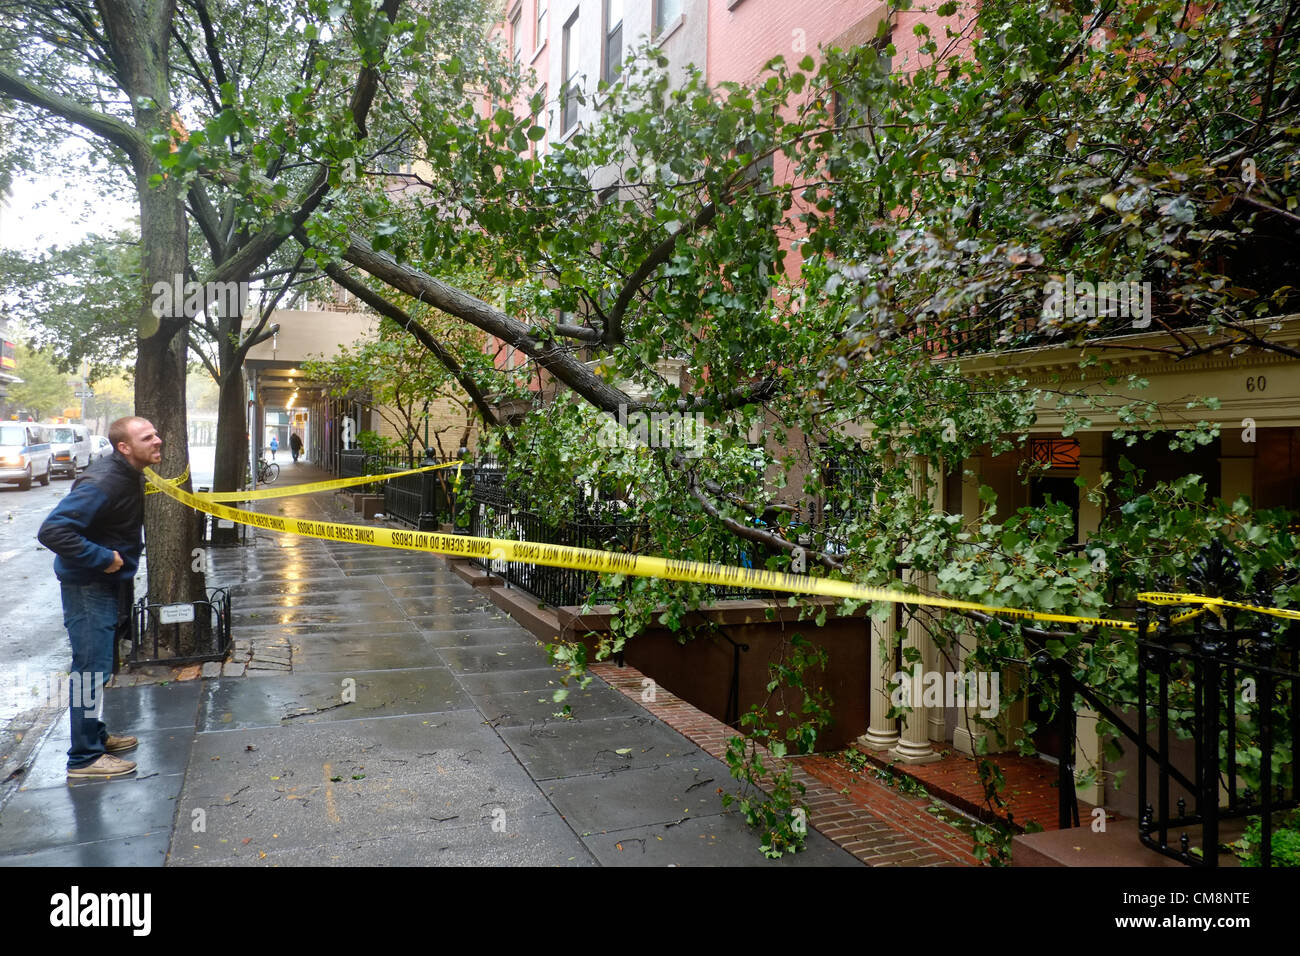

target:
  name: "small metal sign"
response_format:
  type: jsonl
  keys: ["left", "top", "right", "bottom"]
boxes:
{"left": 159, "top": 603, "right": 196, "bottom": 624}
{"left": 217, "top": 519, "right": 235, "bottom": 529}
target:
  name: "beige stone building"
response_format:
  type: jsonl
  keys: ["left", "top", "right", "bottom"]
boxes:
{"left": 855, "top": 313, "right": 1300, "bottom": 813}
{"left": 241, "top": 292, "right": 482, "bottom": 471}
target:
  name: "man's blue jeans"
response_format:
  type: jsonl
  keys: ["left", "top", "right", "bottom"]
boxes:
{"left": 61, "top": 579, "right": 125, "bottom": 768}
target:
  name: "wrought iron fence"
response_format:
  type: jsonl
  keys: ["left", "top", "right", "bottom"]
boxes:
{"left": 1135, "top": 544, "right": 1298, "bottom": 867}
{"left": 382, "top": 458, "right": 460, "bottom": 531}
{"left": 466, "top": 463, "right": 769, "bottom": 607}
{"left": 339, "top": 448, "right": 368, "bottom": 479}
{"left": 338, "top": 448, "right": 431, "bottom": 493}
{"left": 129, "top": 588, "right": 232, "bottom": 665}
{"left": 920, "top": 302, "right": 1198, "bottom": 358}
{"left": 1040, "top": 541, "right": 1298, "bottom": 866}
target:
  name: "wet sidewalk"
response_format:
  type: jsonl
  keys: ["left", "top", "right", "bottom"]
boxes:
{"left": 0, "top": 464, "right": 862, "bottom": 866}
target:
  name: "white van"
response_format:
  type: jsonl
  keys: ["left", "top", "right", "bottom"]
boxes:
{"left": 46, "top": 423, "right": 92, "bottom": 479}
{"left": 0, "top": 422, "right": 53, "bottom": 490}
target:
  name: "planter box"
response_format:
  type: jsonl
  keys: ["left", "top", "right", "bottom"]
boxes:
{"left": 449, "top": 554, "right": 872, "bottom": 754}
{"left": 557, "top": 600, "right": 870, "bottom": 751}
{"left": 351, "top": 494, "right": 386, "bottom": 518}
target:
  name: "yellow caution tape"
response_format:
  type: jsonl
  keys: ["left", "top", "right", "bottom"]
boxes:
{"left": 143, "top": 468, "right": 1296, "bottom": 631}
{"left": 1136, "top": 592, "right": 1300, "bottom": 623}
{"left": 188, "top": 460, "right": 463, "bottom": 502}
{"left": 144, "top": 463, "right": 190, "bottom": 494}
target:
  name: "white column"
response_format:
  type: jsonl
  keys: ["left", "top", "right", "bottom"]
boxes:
{"left": 858, "top": 610, "right": 900, "bottom": 751}
{"left": 1074, "top": 433, "right": 1104, "bottom": 803}
{"left": 890, "top": 604, "right": 941, "bottom": 763}
{"left": 890, "top": 455, "right": 940, "bottom": 764}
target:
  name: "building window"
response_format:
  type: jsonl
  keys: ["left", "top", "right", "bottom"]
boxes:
{"left": 603, "top": 0, "right": 624, "bottom": 87}
{"left": 654, "top": 0, "right": 682, "bottom": 37}
{"left": 874, "top": 31, "right": 893, "bottom": 75}
{"left": 735, "top": 136, "right": 774, "bottom": 185}
{"left": 833, "top": 31, "right": 892, "bottom": 143}
{"left": 1028, "top": 437, "right": 1081, "bottom": 470}
{"left": 832, "top": 90, "right": 848, "bottom": 129}
{"left": 536, "top": 0, "right": 548, "bottom": 49}
{"left": 510, "top": 8, "right": 523, "bottom": 63}
{"left": 531, "top": 83, "right": 548, "bottom": 155}
{"left": 562, "top": 11, "right": 580, "bottom": 133}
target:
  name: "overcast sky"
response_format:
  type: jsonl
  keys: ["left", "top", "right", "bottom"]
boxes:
{"left": 2, "top": 169, "right": 137, "bottom": 255}
{"left": 1, "top": 130, "right": 138, "bottom": 255}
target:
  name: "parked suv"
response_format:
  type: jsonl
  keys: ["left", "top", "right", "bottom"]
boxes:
{"left": 90, "top": 434, "right": 113, "bottom": 461}
{"left": 47, "top": 423, "right": 91, "bottom": 478}
{"left": 0, "top": 422, "right": 53, "bottom": 490}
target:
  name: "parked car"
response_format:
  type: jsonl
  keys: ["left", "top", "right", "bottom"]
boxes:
{"left": 91, "top": 435, "right": 113, "bottom": 461}
{"left": 47, "top": 423, "right": 91, "bottom": 478}
{"left": 0, "top": 422, "right": 53, "bottom": 490}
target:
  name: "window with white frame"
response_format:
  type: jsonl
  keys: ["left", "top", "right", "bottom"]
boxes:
{"left": 654, "top": 0, "right": 682, "bottom": 36}
{"left": 510, "top": 7, "right": 523, "bottom": 62}
{"left": 603, "top": 0, "right": 623, "bottom": 86}
{"left": 531, "top": 83, "right": 548, "bottom": 154}
{"left": 561, "top": 11, "right": 580, "bottom": 133}
{"left": 536, "top": 0, "right": 548, "bottom": 49}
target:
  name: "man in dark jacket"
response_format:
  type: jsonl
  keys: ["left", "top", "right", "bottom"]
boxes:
{"left": 37, "top": 416, "right": 162, "bottom": 779}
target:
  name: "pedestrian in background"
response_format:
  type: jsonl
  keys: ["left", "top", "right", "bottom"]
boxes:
{"left": 289, "top": 432, "right": 302, "bottom": 463}
{"left": 269, "top": 434, "right": 279, "bottom": 460}
{"left": 37, "top": 416, "right": 161, "bottom": 779}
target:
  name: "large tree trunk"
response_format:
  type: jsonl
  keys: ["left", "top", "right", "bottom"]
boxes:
{"left": 214, "top": 365, "right": 248, "bottom": 492}
{"left": 133, "top": 161, "right": 207, "bottom": 652}
{"left": 106, "top": 0, "right": 207, "bottom": 653}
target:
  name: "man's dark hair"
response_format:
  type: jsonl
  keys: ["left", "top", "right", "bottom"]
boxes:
{"left": 108, "top": 416, "right": 148, "bottom": 450}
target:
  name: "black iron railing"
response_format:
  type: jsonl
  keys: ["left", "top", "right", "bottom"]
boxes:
{"left": 921, "top": 302, "right": 1202, "bottom": 358}
{"left": 469, "top": 466, "right": 646, "bottom": 607}
{"left": 129, "top": 587, "right": 232, "bottom": 665}
{"left": 1135, "top": 544, "right": 1298, "bottom": 867}
{"left": 466, "top": 463, "right": 770, "bottom": 607}
{"left": 339, "top": 448, "right": 368, "bottom": 479}
{"left": 382, "top": 458, "right": 460, "bottom": 531}
{"left": 1041, "top": 541, "right": 1297, "bottom": 866}
{"left": 338, "top": 448, "right": 432, "bottom": 494}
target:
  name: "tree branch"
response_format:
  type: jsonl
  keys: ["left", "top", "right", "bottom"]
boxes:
{"left": 333, "top": 232, "right": 637, "bottom": 414}
{"left": 231, "top": 250, "right": 305, "bottom": 367}
{"left": 206, "top": 0, "right": 400, "bottom": 286}
{"left": 605, "top": 201, "right": 720, "bottom": 345}
{"left": 317, "top": 260, "right": 514, "bottom": 452}
{"left": 0, "top": 65, "right": 142, "bottom": 158}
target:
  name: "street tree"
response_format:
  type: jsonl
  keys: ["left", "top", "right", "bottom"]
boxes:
{"left": 0, "top": 0, "right": 435, "bottom": 622}
{"left": 0, "top": 237, "right": 141, "bottom": 382}
{"left": 5, "top": 340, "right": 75, "bottom": 420}
{"left": 86, "top": 369, "right": 136, "bottom": 435}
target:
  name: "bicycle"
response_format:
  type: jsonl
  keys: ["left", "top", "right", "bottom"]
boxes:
{"left": 257, "top": 458, "right": 279, "bottom": 483}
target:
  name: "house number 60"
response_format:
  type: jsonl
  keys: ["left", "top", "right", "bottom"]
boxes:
{"left": 1245, "top": 375, "right": 1267, "bottom": 392}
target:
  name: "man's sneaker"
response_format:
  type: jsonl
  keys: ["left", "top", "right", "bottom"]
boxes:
{"left": 104, "top": 734, "right": 138, "bottom": 754}
{"left": 67, "top": 754, "right": 137, "bottom": 780}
